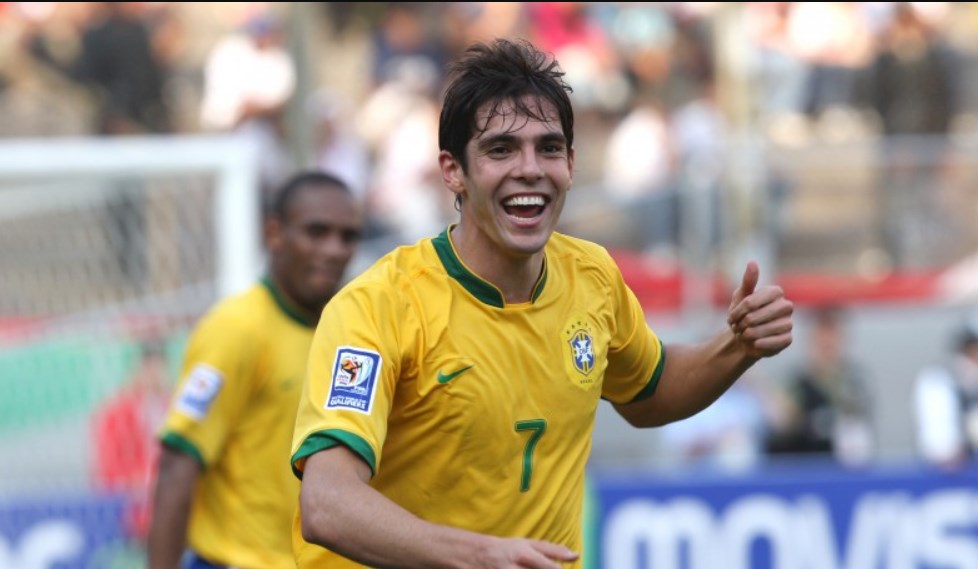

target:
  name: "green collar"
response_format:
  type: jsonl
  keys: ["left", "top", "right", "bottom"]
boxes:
{"left": 431, "top": 226, "right": 548, "bottom": 308}
{"left": 261, "top": 276, "right": 316, "bottom": 328}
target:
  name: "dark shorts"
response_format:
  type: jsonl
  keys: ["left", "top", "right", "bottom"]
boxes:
{"left": 180, "top": 550, "right": 230, "bottom": 569}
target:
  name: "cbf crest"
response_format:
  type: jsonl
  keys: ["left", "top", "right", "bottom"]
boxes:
{"left": 562, "top": 316, "right": 600, "bottom": 390}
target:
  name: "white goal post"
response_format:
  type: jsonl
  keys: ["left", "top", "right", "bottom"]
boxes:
{"left": 0, "top": 134, "right": 262, "bottom": 301}
{"left": 0, "top": 133, "right": 262, "bottom": 502}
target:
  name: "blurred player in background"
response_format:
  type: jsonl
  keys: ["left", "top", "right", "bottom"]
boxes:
{"left": 290, "top": 38, "right": 794, "bottom": 568}
{"left": 147, "top": 171, "right": 362, "bottom": 569}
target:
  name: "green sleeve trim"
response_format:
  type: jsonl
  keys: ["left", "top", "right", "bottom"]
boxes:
{"left": 629, "top": 339, "right": 666, "bottom": 403}
{"left": 160, "top": 431, "right": 206, "bottom": 469}
{"left": 291, "top": 430, "right": 377, "bottom": 480}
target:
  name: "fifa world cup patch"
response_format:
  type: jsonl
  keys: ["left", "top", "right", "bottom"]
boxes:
{"left": 175, "top": 364, "right": 224, "bottom": 420}
{"left": 326, "top": 347, "right": 382, "bottom": 414}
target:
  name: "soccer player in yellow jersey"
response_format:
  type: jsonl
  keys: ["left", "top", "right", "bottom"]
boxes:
{"left": 147, "top": 171, "right": 362, "bottom": 569}
{"left": 291, "top": 39, "right": 794, "bottom": 568}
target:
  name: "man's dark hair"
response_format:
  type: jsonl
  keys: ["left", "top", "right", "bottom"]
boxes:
{"left": 438, "top": 38, "right": 574, "bottom": 173}
{"left": 268, "top": 171, "right": 351, "bottom": 221}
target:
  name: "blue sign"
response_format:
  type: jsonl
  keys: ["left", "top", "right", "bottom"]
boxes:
{"left": 0, "top": 492, "right": 142, "bottom": 569}
{"left": 4, "top": 461, "right": 978, "bottom": 569}
{"left": 591, "top": 460, "right": 978, "bottom": 569}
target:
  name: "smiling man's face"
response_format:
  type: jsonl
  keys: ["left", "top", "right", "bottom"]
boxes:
{"left": 441, "top": 95, "right": 575, "bottom": 262}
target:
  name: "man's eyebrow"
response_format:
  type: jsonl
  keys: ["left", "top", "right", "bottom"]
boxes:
{"left": 476, "top": 132, "right": 567, "bottom": 147}
{"left": 476, "top": 133, "right": 517, "bottom": 148}
{"left": 538, "top": 132, "right": 568, "bottom": 144}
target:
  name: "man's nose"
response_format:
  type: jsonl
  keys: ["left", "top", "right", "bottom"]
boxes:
{"left": 515, "top": 149, "right": 544, "bottom": 181}
{"left": 319, "top": 233, "right": 354, "bottom": 258}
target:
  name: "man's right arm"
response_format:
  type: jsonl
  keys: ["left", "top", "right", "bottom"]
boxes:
{"left": 148, "top": 445, "right": 201, "bottom": 569}
{"left": 299, "top": 446, "right": 578, "bottom": 569}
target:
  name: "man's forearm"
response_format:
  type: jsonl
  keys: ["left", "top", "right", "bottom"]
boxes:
{"left": 301, "top": 448, "right": 491, "bottom": 568}
{"left": 148, "top": 448, "right": 198, "bottom": 569}
{"left": 615, "top": 330, "right": 756, "bottom": 428}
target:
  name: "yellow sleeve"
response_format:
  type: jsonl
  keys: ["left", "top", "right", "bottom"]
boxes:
{"left": 600, "top": 254, "right": 665, "bottom": 405}
{"left": 160, "top": 302, "right": 262, "bottom": 467}
{"left": 291, "top": 281, "right": 403, "bottom": 478}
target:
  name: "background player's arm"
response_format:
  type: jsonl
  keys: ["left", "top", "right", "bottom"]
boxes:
{"left": 300, "top": 446, "right": 579, "bottom": 569}
{"left": 147, "top": 446, "right": 201, "bottom": 569}
{"left": 614, "top": 262, "right": 793, "bottom": 427}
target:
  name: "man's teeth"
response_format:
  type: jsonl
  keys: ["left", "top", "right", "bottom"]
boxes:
{"left": 503, "top": 195, "right": 545, "bottom": 207}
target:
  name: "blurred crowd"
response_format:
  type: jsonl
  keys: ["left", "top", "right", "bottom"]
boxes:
{"left": 2, "top": 2, "right": 978, "bottom": 257}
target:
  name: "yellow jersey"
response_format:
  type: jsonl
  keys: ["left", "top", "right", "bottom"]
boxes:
{"left": 291, "top": 228, "right": 665, "bottom": 568}
{"left": 161, "top": 278, "right": 315, "bottom": 569}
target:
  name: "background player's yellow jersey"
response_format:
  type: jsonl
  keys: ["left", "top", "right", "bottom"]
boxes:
{"left": 291, "top": 228, "right": 665, "bottom": 568}
{"left": 161, "top": 279, "right": 315, "bottom": 569}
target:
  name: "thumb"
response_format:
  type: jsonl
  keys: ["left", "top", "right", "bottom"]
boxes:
{"left": 733, "top": 261, "right": 759, "bottom": 303}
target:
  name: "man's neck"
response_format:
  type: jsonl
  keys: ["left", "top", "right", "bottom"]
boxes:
{"left": 449, "top": 226, "right": 544, "bottom": 304}
{"left": 264, "top": 275, "right": 321, "bottom": 327}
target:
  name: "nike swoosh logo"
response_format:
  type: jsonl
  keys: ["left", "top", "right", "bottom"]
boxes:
{"left": 437, "top": 365, "right": 474, "bottom": 384}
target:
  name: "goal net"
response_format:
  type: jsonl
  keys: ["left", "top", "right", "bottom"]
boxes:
{"left": 0, "top": 134, "right": 260, "bottom": 568}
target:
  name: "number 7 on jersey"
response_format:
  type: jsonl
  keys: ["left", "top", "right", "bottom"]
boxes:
{"left": 515, "top": 419, "right": 546, "bottom": 492}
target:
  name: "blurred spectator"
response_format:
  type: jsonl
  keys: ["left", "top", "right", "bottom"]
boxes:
{"left": 369, "top": 2, "right": 445, "bottom": 88}
{"left": 356, "top": 39, "right": 446, "bottom": 246}
{"left": 26, "top": 2, "right": 171, "bottom": 135}
{"left": 862, "top": 2, "right": 959, "bottom": 268}
{"left": 913, "top": 312, "right": 978, "bottom": 469}
{"left": 90, "top": 337, "right": 170, "bottom": 543}
{"left": 307, "top": 87, "right": 370, "bottom": 201}
{"left": 765, "top": 306, "right": 875, "bottom": 466}
{"left": 669, "top": 43, "right": 727, "bottom": 252}
{"left": 604, "top": 97, "right": 674, "bottom": 201}
{"left": 528, "top": 2, "right": 623, "bottom": 113}
{"left": 659, "top": 375, "right": 771, "bottom": 472}
{"left": 792, "top": 2, "right": 871, "bottom": 121}
{"left": 864, "top": 2, "right": 957, "bottom": 138}
{"left": 439, "top": 3, "right": 526, "bottom": 59}
{"left": 603, "top": 93, "right": 677, "bottom": 255}
{"left": 2, "top": 2, "right": 92, "bottom": 134}
{"left": 199, "top": 9, "right": 295, "bottom": 196}
{"left": 661, "top": 8, "right": 714, "bottom": 111}
{"left": 348, "top": 3, "right": 452, "bottom": 247}
{"left": 747, "top": 2, "right": 809, "bottom": 135}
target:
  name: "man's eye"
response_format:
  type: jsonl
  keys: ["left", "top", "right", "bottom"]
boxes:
{"left": 488, "top": 146, "right": 510, "bottom": 155}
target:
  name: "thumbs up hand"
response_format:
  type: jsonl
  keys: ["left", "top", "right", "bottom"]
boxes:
{"left": 727, "top": 261, "right": 794, "bottom": 360}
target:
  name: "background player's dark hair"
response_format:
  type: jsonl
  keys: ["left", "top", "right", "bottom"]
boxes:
{"left": 267, "top": 171, "right": 351, "bottom": 221}
{"left": 438, "top": 38, "right": 574, "bottom": 173}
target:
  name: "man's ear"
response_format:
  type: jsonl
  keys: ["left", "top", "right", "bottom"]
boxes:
{"left": 263, "top": 215, "right": 282, "bottom": 250}
{"left": 439, "top": 150, "right": 465, "bottom": 201}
